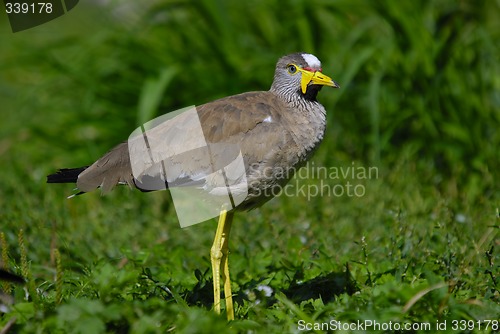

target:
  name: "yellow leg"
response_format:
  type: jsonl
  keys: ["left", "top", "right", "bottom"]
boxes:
{"left": 210, "top": 209, "right": 235, "bottom": 321}
{"left": 221, "top": 213, "right": 234, "bottom": 320}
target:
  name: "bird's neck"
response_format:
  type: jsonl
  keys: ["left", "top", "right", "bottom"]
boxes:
{"left": 270, "top": 85, "right": 322, "bottom": 106}
{"left": 269, "top": 88, "right": 327, "bottom": 161}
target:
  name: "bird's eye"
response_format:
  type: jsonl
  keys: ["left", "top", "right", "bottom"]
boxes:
{"left": 287, "top": 64, "right": 297, "bottom": 74}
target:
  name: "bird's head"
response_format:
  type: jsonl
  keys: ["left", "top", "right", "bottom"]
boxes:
{"left": 271, "top": 53, "right": 339, "bottom": 101}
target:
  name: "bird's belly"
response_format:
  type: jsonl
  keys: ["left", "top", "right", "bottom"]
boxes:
{"left": 234, "top": 160, "right": 300, "bottom": 211}
{"left": 236, "top": 129, "right": 325, "bottom": 211}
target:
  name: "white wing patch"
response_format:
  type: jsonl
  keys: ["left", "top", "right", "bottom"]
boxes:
{"left": 301, "top": 53, "right": 321, "bottom": 68}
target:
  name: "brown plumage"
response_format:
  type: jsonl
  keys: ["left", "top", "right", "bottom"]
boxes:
{"left": 47, "top": 53, "right": 339, "bottom": 320}
{"left": 47, "top": 53, "right": 338, "bottom": 210}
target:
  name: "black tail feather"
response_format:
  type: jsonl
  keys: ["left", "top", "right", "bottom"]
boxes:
{"left": 0, "top": 269, "right": 25, "bottom": 284}
{"left": 47, "top": 167, "right": 88, "bottom": 184}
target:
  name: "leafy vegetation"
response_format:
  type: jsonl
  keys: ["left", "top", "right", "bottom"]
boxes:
{"left": 1, "top": 0, "right": 498, "bottom": 333}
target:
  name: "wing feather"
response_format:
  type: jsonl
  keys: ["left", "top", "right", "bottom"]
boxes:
{"left": 76, "top": 91, "right": 295, "bottom": 194}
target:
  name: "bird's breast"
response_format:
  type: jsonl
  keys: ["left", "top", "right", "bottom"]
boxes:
{"left": 236, "top": 102, "right": 327, "bottom": 210}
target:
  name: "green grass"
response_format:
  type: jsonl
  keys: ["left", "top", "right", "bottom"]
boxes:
{"left": 1, "top": 0, "right": 499, "bottom": 333}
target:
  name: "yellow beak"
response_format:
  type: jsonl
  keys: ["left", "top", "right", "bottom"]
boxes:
{"left": 298, "top": 68, "right": 340, "bottom": 94}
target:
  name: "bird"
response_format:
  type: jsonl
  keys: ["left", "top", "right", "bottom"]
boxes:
{"left": 47, "top": 53, "right": 339, "bottom": 320}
